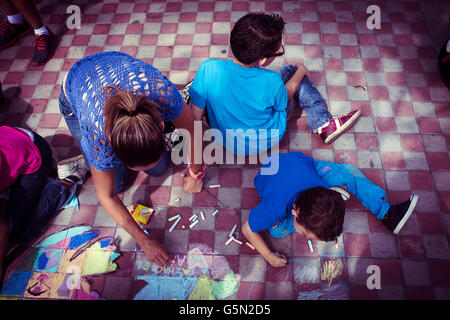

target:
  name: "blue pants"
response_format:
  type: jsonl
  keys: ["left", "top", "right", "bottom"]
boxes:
{"left": 279, "top": 64, "right": 332, "bottom": 132}
{"left": 269, "top": 160, "right": 391, "bottom": 238}
{"left": 5, "top": 131, "right": 80, "bottom": 245}
{"left": 58, "top": 88, "right": 169, "bottom": 193}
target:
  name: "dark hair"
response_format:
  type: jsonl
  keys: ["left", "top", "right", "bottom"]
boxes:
{"left": 230, "top": 13, "right": 285, "bottom": 65}
{"left": 103, "top": 85, "right": 165, "bottom": 168}
{"left": 294, "top": 187, "right": 346, "bottom": 242}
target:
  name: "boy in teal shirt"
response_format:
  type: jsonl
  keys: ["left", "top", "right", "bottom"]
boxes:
{"left": 187, "top": 13, "right": 361, "bottom": 156}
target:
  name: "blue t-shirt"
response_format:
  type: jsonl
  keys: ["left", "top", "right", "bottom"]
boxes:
{"left": 248, "top": 152, "right": 329, "bottom": 232}
{"left": 188, "top": 59, "right": 288, "bottom": 156}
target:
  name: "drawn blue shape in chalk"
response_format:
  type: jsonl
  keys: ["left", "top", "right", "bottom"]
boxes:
{"left": 100, "top": 238, "right": 112, "bottom": 248}
{"left": 33, "top": 249, "right": 63, "bottom": 272}
{"left": 133, "top": 275, "right": 198, "bottom": 300}
{"left": 110, "top": 252, "right": 120, "bottom": 262}
{"left": 0, "top": 272, "right": 32, "bottom": 296}
{"left": 36, "top": 225, "right": 92, "bottom": 248}
{"left": 67, "top": 231, "right": 99, "bottom": 250}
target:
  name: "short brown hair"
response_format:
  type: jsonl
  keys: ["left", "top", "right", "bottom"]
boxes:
{"left": 230, "top": 13, "right": 285, "bottom": 65}
{"left": 294, "top": 187, "right": 346, "bottom": 242}
{"left": 103, "top": 85, "right": 164, "bottom": 168}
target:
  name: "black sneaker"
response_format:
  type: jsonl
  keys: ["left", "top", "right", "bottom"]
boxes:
{"left": 31, "top": 28, "right": 56, "bottom": 65}
{"left": 382, "top": 194, "right": 419, "bottom": 234}
{"left": 0, "top": 20, "right": 32, "bottom": 49}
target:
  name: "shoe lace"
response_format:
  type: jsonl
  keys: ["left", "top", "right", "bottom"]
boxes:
{"left": 34, "top": 34, "right": 48, "bottom": 51}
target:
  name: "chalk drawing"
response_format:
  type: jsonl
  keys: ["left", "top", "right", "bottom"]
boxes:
{"left": 132, "top": 243, "right": 240, "bottom": 300}
{"left": 0, "top": 225, "right": 121, "bottom": 300}
{"left": 246, "top": 249, "right": 348, "bottom": 300}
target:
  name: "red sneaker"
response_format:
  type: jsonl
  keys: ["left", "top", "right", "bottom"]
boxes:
{"left": 318, "top": 110, "right": 361, "bottom": 144}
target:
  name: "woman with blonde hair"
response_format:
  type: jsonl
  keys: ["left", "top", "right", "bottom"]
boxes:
{"left": 59, "top": 52, "right": 204, "bottom": 265}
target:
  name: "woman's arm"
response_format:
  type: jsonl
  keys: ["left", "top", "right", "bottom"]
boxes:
{"left": 172, "top": 103, "right": 204, "bottom": 193}
{"left": 241, "top": 221, "right": 287, "bottom": 268}
{"left": 90, "top": 166, "right": 169, "bottom": 265}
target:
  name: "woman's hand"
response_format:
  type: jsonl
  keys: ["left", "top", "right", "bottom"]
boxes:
{"left": 141, "top": 238, "right": 170, "bottom": 266}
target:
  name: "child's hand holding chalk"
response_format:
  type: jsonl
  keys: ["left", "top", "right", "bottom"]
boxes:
{"left": 267, "top": 251, "right": 287, "bottom": 268}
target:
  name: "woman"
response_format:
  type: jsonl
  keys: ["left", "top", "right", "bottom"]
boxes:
{"left": 59, "top": 52, "right": 205, "bottom": 266}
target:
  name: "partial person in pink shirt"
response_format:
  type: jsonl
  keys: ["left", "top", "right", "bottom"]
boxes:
{"left": 0, "top": 126, "right": 88, "bottom": 291}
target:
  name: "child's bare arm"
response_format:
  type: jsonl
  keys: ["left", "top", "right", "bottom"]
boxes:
{"left": 190, "top": 103, "right": 204, "bottom": 121}
{"left": 242, "top": 221, "right": 287, "bottom": 268}
{"left": 284, "top": 64, "right": 310, "bottom": 100}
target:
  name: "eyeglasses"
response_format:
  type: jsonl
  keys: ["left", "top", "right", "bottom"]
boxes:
{"left": 267, "top": 44, "right": 285, "bottom": 58}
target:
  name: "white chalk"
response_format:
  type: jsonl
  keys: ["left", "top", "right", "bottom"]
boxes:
{"left": 200, "top": 211, "right": 205, "bottom": 220}
{"left": 225, "top": 237, "right": 234, "bottom": 246}
{"left": 308, "top": 240, "right": 314, "bottom": 253}
{"left": 335, "top": 241, "right": 339, "bottom": 249}
{"left": 175, "top": 198, "right": 181, "bottom": 202}
{"left": 169, "top": 216, "right": 181, "bottom": 232}
{"left": 189, "top": 214, "right": 198, "bottom": 221}
{"left": 228, "top": 224, "right": 238, "bottom": 238}
{"left": 245, "top": 242, "right": 256, "bottom": 250}
{"left": 209, "top": 184, "right": 221, "bottom": 188}
{"left": 211, "top": 209, "right": 219, "bottom": 216}
{"left": 189, "top": 220, "right": 199, "bottom": 229}
{"left": 232, "top": 238, "right": 242, "bottom": 245}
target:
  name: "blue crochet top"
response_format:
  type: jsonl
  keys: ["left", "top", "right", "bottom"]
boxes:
{"left": 65, "top": 52, "right": 183, "bottom": 171}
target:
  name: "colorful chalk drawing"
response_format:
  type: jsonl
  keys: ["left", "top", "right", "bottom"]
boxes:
{"left": 246, "top": 249, "right": 349, "bottom": 300}
{"left": 132, "top": 243, "right": 240, "bottom": 300}
{"left": 0, "top": 224, "right": 348, "bottom": 300}
{"left": 292, "top": 250, "right": 348, "bottom": 300}
{"left": 0, "top": 225, "right": 121, "bottom": 300}
{"left": 0, "top": 225, "right": 240, "bottom": 300}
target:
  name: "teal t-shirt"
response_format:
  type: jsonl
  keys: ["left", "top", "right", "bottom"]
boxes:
{"left": 189, "top": 59, "right": 288, "bottom": 156}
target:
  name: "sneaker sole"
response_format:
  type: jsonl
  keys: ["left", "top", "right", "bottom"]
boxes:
{"left": 0, "top": 26, "right": 32, "bottom": 49}
{"left": 393, "top": 194, "right": 419, "bottom": 234}
{"left": 324, "top": 110, "right": 362, "bottom": 144}
{"left": 57, "top": 154, "right": 86, "bottom": 179}
{"left": 330, "top": 186, "right": 350, "bottom": 201}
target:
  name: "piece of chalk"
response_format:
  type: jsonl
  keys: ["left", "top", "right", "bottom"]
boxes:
{"left": 168, "top": 214, "right": 180, "bottom": 222}
{"left": 228, "top": 224, "right": 238, "bottom": 238}
{"left": 232, "top": 238, "right": 242, "bottom": 245}
{"left": 209, "top": 184, "right": 221, "bottom": 188}
{"left": 143, "top": 229, "right": 149, "bottom": 235}
{"left": 335, "top": 241, "right": 339, "bottom": 249}
{"left": 189, "top": 214, "right": 198, "bottom": 221}
{"left": 175, "top": 198, "right": 181, "bottom": 202}
{"left": 225, "top": 237, "right": 234, "bottom": 246}
{"left": 189, "top": 220, "right": 199, "bottom": 229}
{"left": 308, "top": 240, "right": 314, "bottom": 253}
{"left": 245, "top": 242, "right": 256, "bottom": 250}
{"left": 169, "top": 216, "right": 181, "bottom": 232}
{"left": 211, "top": 209, "right": 219, "bottom": 216}
{"left": 200, "top": 211, "right": 205, "bottom": 220}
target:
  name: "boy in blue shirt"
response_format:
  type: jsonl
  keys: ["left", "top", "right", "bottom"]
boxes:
{"left": 242, "top": 152, "right": 419, "bottom": 267}
{"left": 187, "top": 13, "right": 361, "bottom": 156}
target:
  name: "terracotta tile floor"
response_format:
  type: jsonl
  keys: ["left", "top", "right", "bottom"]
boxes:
{"left": 0, "top": 0, "right": 449, "bottom": 300}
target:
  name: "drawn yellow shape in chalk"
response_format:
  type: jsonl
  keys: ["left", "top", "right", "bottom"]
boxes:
{"left": 188, "top": 276, "right": 214, "bottom": 300}
{"left": 321, "top": 259, "right": 343, "bottom": 286}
